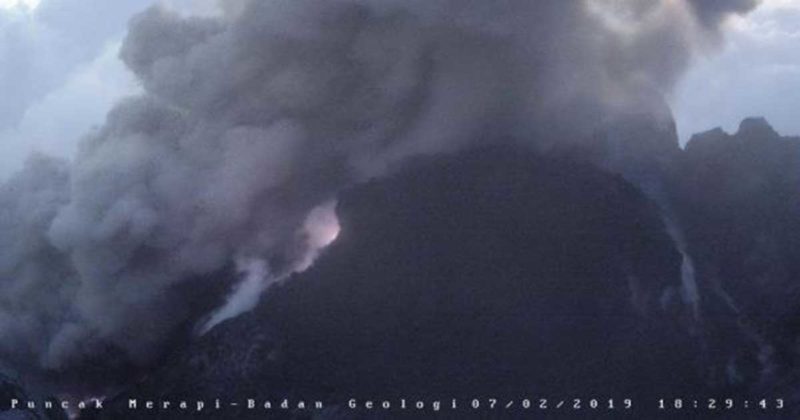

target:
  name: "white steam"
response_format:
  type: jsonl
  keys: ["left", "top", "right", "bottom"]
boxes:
{"left": 200, "top": 257, "right": 271, "bottom": 334}
{"left": 201, "top": 201, "right": 340, "bottom": 334}
{"left": 295, "top": 201, "right": 341, "bottom": 273}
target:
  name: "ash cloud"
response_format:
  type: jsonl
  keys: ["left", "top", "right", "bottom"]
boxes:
{"left": 0, "top": 0, "right": 757, "bottom": 392}
{"left": 689, "top": 0, "right": 759, "bottom": 25}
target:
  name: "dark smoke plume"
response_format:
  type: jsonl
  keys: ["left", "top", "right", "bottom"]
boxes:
{"left": 0, "top": 0, "right": 757, "bottom": 391}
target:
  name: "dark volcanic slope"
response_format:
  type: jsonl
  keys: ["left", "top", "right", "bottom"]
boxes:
{"left": 675, "top": 118, "right": 800, "bottom": 402}
{"left": 96, "top": 146, "right": 705, "bottom": 418}
{"left": 269, "top": 147, "right": 699, "bottom": 398}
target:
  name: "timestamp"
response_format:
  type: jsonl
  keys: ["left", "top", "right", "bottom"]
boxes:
{"left": 657, "top": 398, "right": 784, "bottom": 411}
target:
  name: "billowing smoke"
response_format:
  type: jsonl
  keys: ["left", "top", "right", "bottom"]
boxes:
{"left": 0, "top": 0, "right": 757, "bottom": 392}
{"left": 688, "top": 0, "right": 759, "bottom": 26}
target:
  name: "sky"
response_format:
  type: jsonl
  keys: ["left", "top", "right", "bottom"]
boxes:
{"left": 672, "top": 0, "right": 800, "bottom": 142}
{"left": 0, "top": 0, "right": 798, "bottom": 180}
{"left": 0, "top": 0, "right": 219, "bottom": 179}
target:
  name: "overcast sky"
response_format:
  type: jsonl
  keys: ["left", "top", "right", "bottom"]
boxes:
{"left": 0, "top": 0, "right": 798, "bottom": 180}
{"left": 672, "top": 0, "right": 800, "bottom": 142}
{"left": 0, "top": 0, "right": 218, "bottom": 179}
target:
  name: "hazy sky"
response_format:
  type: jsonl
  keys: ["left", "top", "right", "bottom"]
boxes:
{"left": 672, "top": 0, "right": 800, "bottom": 142}
{"left": 0, "top": 0, "right": 797, "bottom": 180}
{"left": 0, "top": 0, "right": 218, "bottom": 179}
